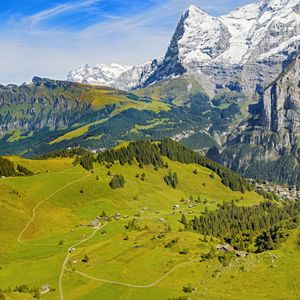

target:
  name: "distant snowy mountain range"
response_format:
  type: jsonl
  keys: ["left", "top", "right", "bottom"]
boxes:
{"left": 67, "top": 59, "right": 162, "bottom": 91}
{"left": 68, "top": 0, "right": 300, "bottom": 96}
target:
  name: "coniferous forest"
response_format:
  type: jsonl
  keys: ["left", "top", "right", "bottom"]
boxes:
{"left": 96, "top": 139, "right": 251, "bottom": 193}
{"left": 34, "top": 139, "right": 251, "bottom": 193}
{"left": 0, "top": 157, "right": 33, "bottom": 177}
{"left": 186, "top": 200, "right": 300, "bottom": 252}
{"left": 0, "top": 157, "right": 16, "bottom": 177}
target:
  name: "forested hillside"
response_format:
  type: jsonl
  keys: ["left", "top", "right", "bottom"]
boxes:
{"left": 186, "top": 201, "right": 300, "bottom": 252}
{"left": 0, "top": 157, "right": 16, "bottom": 177}
{"left": 1, "top": 139, "right": 299, "bottom": 300}
{"left": 96, "top": 139, "right": 251, "bottom": 192}
{"left": 0, "top": 75, "right": 244, "bottom": 158}
{"left": 0, "top": 156, "right": 33, "bottom": 177}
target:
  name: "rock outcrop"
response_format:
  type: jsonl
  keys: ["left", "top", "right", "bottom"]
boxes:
{"left": 220, "top": 54, "right": 300, "bottom": 183}
{"left": 0, "top": 77, "right": 103, "bottom": 135}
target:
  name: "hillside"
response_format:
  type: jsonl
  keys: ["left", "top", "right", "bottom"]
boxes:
{"left": 2, "top": 1, "right": 300, "bottom": 299}
{"left": 0, "top": 141, "right": 299, "bottom": 299}
{"left": 59, "top": 0, "right": 300, "bottom": 188}
{"left": 0, "top": 75, "right": 245, "bottom": 157}
{"left": 1, "top": 0, "right": 300, "bottom": 188}
{"left": 0, "top": 77, "right": 170, "bottom": 155}
{"left": 1, "top": 63, "right": 299, "bottom": 189}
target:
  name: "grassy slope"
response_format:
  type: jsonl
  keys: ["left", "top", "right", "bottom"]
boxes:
{"left": 0, "top": 157, "right": 299, "bottom": 299}
{"left": 135, "top": 74, "right": 206, "bottom": 106}
{"left": 49, "top": 119, "right": 110, "bottom": 145}
{"left": 48, "top": 85, "right": 170, "bottom": 145}
{"left": 6, "top": 156, "right": 74, "bottom": 173}
{"left": 0, "top": 83, "right": 170, "bottom": 146}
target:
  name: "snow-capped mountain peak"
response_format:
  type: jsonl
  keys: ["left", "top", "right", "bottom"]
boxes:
{"left": 179, "top": 4, "right": 231, "bottom": 64}
{"left": 186, "top": 4, "right": 208, "bottom": 16}
{"left": 68, "top": 0, "right": 300, "bottom": 94}
{"left": 67, "top": 63, "right": 132, "bottom": 86}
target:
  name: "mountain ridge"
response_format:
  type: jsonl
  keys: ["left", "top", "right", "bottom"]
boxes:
{"left": 68, "top": 0, "right": 300, "bottom": 97}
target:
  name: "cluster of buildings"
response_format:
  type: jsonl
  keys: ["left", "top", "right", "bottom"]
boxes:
{"left": 89, "top": 212, "right": 131, "bottom": 227}
{"left": 252, "top": 179, "right": 300, "bottom": 200}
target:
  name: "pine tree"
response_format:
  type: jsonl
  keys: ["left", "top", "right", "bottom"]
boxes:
{"left": 80, "top": 154, "right": 94, "bottom": 171}
{"left": 266, "top": 233, "right": 274, "bottom": 250}
{"left": 181, "top": 214, "right": 188, "bottom": 229}
{"left": 109, "top": 175, "right": 125, "bottom": 189}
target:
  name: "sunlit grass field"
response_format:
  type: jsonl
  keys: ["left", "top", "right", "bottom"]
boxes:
{"left": 0, "top": 157, "right": 299, "bottom": 299}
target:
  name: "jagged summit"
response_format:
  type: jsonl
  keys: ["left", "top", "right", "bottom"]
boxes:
{"left": 186, "top": 4, "right": 207, "bottom": 15}
{"left": 68, "top": 0, "right": 300, "bottom": 95}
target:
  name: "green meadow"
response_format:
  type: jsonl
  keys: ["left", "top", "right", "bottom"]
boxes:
{"left": 0, "top": 156, "right": 299, "bottom": 299}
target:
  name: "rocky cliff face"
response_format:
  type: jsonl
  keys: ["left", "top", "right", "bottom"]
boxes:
{"left": 0, "top": 77, "right": 106, "bottom": 135}
{"left": 115, "top": 58, "right": 162, "bottom": 90}
{"left": 261, "top": 55, "right": 300, "bottom": 138}
{"left": 220, "top": 54, "right": 300, "bottom": 182}
{"left": 152, "top": 0, "right": 300, "bottom": 96}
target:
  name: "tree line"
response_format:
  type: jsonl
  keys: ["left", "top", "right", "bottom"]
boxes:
{"left": 0, "top": 157, "right": 33, "bottom": 177}
{"left": 184, "top": 200, "right": 300, "bottom": 252}
{"left": 159, "top": 138, "right": 252, "bottom": 192}
{"left": 97, "top": 140, "right": 164, "bottom": 168}
{"left": 37, "top": 139, "right": 252, "bottom": 193}
{"left": 95, "top": 139, "right": 250, "bottom": 193}
{"left": 36, "top": 147, "right": 92, "bottom": 159}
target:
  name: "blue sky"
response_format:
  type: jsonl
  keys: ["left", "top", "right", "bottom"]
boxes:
{"left": 0, "top": 0, "right": 254, "bottom": 84}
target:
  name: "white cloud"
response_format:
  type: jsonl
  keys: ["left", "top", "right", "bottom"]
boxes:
{"left": 0, "top": 0, "right": 185, "bottom": 84}
{"left": 16, "top": 0, "right": 101, "bottom": 28}
{"left": 0, "top": 0, "right": 253, "bottom": 85}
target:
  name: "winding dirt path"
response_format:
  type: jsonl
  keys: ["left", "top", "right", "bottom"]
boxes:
{"left": 64, "top": 258, "right": 198, "bottom": 289}
{"left": 59, "top": 223, "right": 107, "bottom": 300}
{"left": 15, "top": 168, "right": 199, "bottom": 299}
{"left": 17, "top": 170, "right": 93, "bottom": 245}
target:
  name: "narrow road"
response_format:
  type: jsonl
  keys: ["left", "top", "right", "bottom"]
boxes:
{"left": 64, "top": 258, "right": 198, "bottom": 289}
{"left": 17, "top": 170, "right": 94, "bottom": 245}
{"left": 15, "top": 167, "right": 200, "bottom": 298}
{"left": 59, "top": 223, "right": 107, "bottom": 300}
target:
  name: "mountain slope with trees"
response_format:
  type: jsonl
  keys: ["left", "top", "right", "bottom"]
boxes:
{"left": 1, "top": 140, "right": 299, "bottom": 300}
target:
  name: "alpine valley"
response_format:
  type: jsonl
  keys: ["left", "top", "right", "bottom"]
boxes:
{"left": 1, "top": 1, "right": 300, "bottom": 300}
